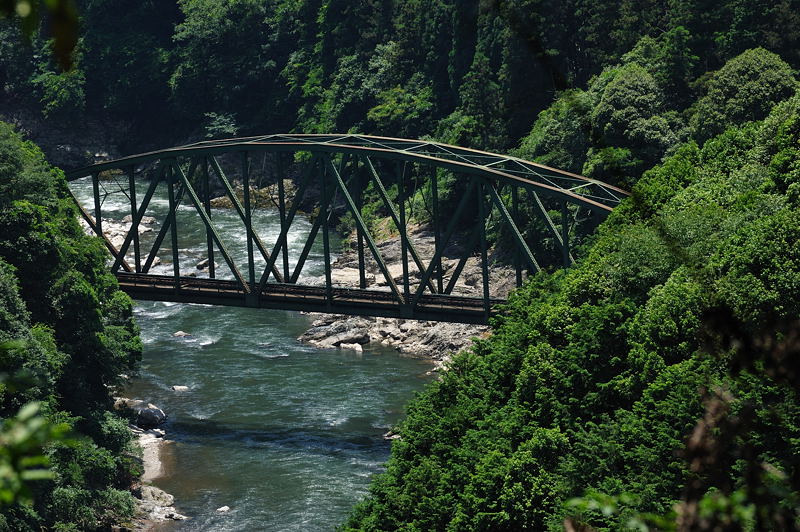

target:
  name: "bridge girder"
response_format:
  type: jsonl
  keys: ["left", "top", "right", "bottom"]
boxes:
{"left": 65, "top": 134, "right": 629, "bottom": 324}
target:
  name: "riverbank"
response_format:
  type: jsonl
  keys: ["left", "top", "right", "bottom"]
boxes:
{"left": 298, "top": 225, "right": 517, "bottom": 370}
{"left": 113, "top": 397, "right": 188, "bottom": 529}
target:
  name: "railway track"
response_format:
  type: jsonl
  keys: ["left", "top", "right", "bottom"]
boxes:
{"left": 115, "top": 272, "right": 502, "bottom": 324}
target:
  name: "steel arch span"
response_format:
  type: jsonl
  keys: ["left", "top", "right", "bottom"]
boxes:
{"left": 65, "top": 134, "right": 629, "bottom": 324}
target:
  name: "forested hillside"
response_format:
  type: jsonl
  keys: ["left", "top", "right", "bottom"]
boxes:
{"left": 0, "top": 125, "right": 141, "bottom": 529}
{"left": 2, "top": 1, "right": 800, "bottom": 530}
{"left": 3, "top": 1, "right": 800, "bottom": 163}
{"left": 345, "top": 74, "right": 800, "bottom": 532}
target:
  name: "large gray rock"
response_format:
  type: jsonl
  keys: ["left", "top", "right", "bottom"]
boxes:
{"left": 115, "top": 397, "right": 144, "bottom": 411}
{"left": 137, "top": 485, "right": 188, "bottom": 521}
{"left": 339, "top": 342, "right": 363, "bottom": 352}
{"left": 141, "top": 485, "right": 174, "bottom": 507}
{"left": 300, "top": 317, "right": 371, "bottom": 342}
{"left": 136, "top": 403, "right": 167, "bottom": 429}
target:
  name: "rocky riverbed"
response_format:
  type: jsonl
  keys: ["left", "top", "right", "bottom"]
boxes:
{"left": 298, "top": 226, "right": 518, "bottom": 370}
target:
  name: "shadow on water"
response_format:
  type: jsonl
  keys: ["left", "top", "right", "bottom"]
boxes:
{"left": 165, "top": 417, "right": 391, "bottom": 455}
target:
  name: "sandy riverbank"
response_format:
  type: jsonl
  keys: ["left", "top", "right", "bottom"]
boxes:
{"left": 112, "top": 397, "right": 188, "bottom": 529}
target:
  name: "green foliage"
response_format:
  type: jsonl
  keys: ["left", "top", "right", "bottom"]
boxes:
{"left": 345, "top": 82, "right": 800, "bottom": 530}
{"left": 689, "top": 48, "right": 798, "bottom": 143}
{"left": 367, "top": 85, "right": 433, "bottom": 138}
{"left": 513, "top": 90, "right": 592, "bottom": 174}
{"left": 0, "top": 124, "right": 140, "bottom": 529}
{"left": 0, "top": 401, "right": 70, "bottom": 507}
{"left": 31, "top": 65, "right": 85, "bottom": 119}
{"left": 203, "top": 112, "right": 239, "bottom": 139}
{"left": 621, "top": 27, "right": 698, "bottom": 107}
{"left": 0, "top": 0, "right": 79, "bottom": 71}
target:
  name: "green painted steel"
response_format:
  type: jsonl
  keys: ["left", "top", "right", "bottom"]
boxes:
{"left": 66, "top": 134, "right": 628, "bottom": 324}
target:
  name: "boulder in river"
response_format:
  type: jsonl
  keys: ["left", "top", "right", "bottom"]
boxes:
{"left": 140, "top": 485, "right": 173, "bottom": 507}
{"left": 171, "top": 385, "right": 190, "bottom": 392}
{"left": 138, "top": 485, "right": 188, "bottom": 522}
{"left": 299, "top": 316, "right": 373, "bottom": 348}
{"left": 115, "top": 397, "right": 144, "bottom": 411}
{"left": 173, "top": 330, "right": 191, "bottom": 337}
{"left": 216, "top": 505, "right": 231, "bottom": 513}
{"left": 339, "top": 343, "right": 363, "bottom": 352}
{"left": 136, "top": 403, "right": 167, "bottom": 429}
{"left": 196, "top": 258, "right": 218, "bottom": 270}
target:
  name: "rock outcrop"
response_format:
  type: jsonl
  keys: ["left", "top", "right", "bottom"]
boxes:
{"left": 135, "top": 403, "right": 167, "bottom": 429}
{"left": 298, "top": 227, "right": 515, "bottom": 368}
{"left": 136, "top": 485, "right": 187, "bottom": 523}
{"left": 114, "top": 397, "right": 187, "bottom": 528}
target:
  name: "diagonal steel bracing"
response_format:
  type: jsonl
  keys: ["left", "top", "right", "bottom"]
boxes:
{"left": 171, "top": 161, "right": 250, "bottom": 291}
{"left": 208, "top": 156, "right": 284, "bottom": 283}
{"left": 486, "top": 183, "right": 541, "bottom": 274}
{"left": 363, "top": 156, "right": 438, "bottom": 294}
{"left": 68, "top": 184, "right": 134, "bottom": 273}
{"left": 258, "top": 155, "right": 319, "bottom": 291}
{"left": 65, "top": 134, "right": 627, "bottom": 324}
{"left": 111, "top": 169, "right": 161, "bottom": 273}
{"left": 142, "top": 167, "right": 186, "bottom": 273}
{"left": 325, "top": 155, "right": 404, "bottom": 305}
{"left": 412, "top": 179, "right": 478, "bottom": 308}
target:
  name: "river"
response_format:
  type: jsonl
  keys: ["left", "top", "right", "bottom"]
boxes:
{"left": 69, "top": 176, "right": 433, "bottom": 531}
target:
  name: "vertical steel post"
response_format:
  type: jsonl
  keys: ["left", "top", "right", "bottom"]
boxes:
{"left": 167, "top": 163, "right": 180, "bottom": 289}
{"left": 431, "top": 169, "right": 443, "bottom": 293}
{"left": 478, "top": 181, "right": 490, "bottom": 320}
{"left": 242, "top": 151, "right": 256, "bottom": 287}
{"left": 203, "top": 157, "right": 216, "bottom": 278}
{"left": 92, "top": 172, "right": 102, "bottom": 237}
{"left": 127, "top": 166, "right": 141, "bottom": 273}
{"left": 561, "top": 200, "right": 570, "bottom": 268}
{"left": 276, "top": 153, "right": 290, "bottom": 282}
{"left": 397, "top": 162, "right": 410, "bottom": 302}
{"left": 512, "top": 186, "right": 522, "bottom": 287}
{"left": 321, "top": 157, "right": 333, "bottom": 305}
{"left": 355, "top": 160, "right": 367, "bottom": 289}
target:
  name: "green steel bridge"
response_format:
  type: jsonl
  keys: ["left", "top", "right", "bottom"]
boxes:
{"left": 65, "top": 134, "right": 629, "bottom": 324}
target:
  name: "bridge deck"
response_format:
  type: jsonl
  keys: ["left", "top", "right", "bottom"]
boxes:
{"left": 116, "top": 272, "right": 500, "bottom": 324}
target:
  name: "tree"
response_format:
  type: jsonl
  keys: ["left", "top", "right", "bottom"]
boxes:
{"left": 689, "top": 48, "right": 798, "bottom": 143}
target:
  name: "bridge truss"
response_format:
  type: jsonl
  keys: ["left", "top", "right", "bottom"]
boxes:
{"left": 65, "top": 134, "right": 628, "bottom": 324}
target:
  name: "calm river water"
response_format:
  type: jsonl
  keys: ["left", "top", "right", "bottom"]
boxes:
{"left": 69, "top": 176, "right": 433, "bottom": 531}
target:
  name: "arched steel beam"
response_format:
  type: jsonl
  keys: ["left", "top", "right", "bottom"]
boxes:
{"left": 64, "top": 134, "right": 629, "bottom": 213}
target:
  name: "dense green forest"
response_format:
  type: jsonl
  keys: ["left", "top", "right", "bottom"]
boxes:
{"left": 3, "top": 1, "right": 799, "bottom": 164}
{"left": 1, "top": 0, "right": 800, "bottom": 530}
{"left": 0, "top": 123, "right": 141, "bottom": 529}
{"left": 346, "top": 76, "right": 800, "bottom": 532}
